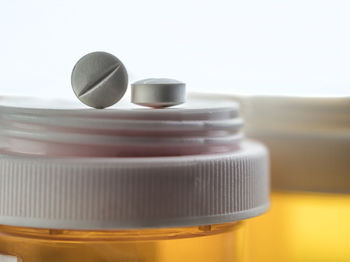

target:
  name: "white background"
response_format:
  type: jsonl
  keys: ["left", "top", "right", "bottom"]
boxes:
{"left": 1, "top": 0, "right": 350, "bottom": 98}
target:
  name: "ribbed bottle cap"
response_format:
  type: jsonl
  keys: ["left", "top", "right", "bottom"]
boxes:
{"left": 0, "top": 95, "right": 269, "bottom": 229}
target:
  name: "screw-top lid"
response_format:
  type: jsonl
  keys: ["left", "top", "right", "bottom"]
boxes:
{"left": 0, "top": 95, "right": 269, "bottom": 229}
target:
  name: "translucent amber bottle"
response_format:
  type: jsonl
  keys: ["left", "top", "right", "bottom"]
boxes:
{"left": 228, "top": 95, "right": 350, "bottom": 262}
{"left": 0, "top": 96, "right": 269, "bottom": 262}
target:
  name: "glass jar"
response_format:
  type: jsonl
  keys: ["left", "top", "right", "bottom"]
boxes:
{"left": 0, "top": 96, "right": 269, "bottom": 262}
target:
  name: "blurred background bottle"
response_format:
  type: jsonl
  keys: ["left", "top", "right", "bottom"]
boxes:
{"left": 228, "top": 95, "right": 350, "bottom": 262}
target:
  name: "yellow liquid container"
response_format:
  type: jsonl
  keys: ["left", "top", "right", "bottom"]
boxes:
{"left": 0, "top": 96, "right": 269, "bottom": 262}
{"left": 248, "top": 192, "right": 350, "bottom": 262}
{"left": 229, "top": 95, "right": 350, "bottom": 262}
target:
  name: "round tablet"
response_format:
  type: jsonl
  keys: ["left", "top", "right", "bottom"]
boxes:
{"left": 71, "top": 52, "right": 128, "bottom": 109}
{"left": 131, "top": 78, "right": 186, "bottom": 108}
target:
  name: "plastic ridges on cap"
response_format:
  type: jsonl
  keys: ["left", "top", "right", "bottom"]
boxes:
{"left": 0, "top": 141, "right": 269, "bottom": 229}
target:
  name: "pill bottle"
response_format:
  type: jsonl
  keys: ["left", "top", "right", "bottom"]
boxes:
{"left": 0, "top": 96, "right": 269, "bottom": 262}
{"left": 200, "top": 94, "right": 350, "bottom": 262}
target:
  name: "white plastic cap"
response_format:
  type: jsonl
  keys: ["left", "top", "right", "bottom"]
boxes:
{"left": 0, "top": 96, "right": 269, "bottom": 229}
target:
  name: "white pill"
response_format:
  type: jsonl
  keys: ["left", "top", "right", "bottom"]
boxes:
{"left": 131, "top": 78, "right": 186, "bottom": 108}
{"left": 71, "top": 52, "right": 128, "bottom": 109}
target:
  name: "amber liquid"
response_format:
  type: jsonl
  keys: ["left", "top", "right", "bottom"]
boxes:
{"left": 246, "top": 191, "right": 350, "bottom": 262}
{"left": 0, "top": 222, "right": 245, "bottom": 262}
